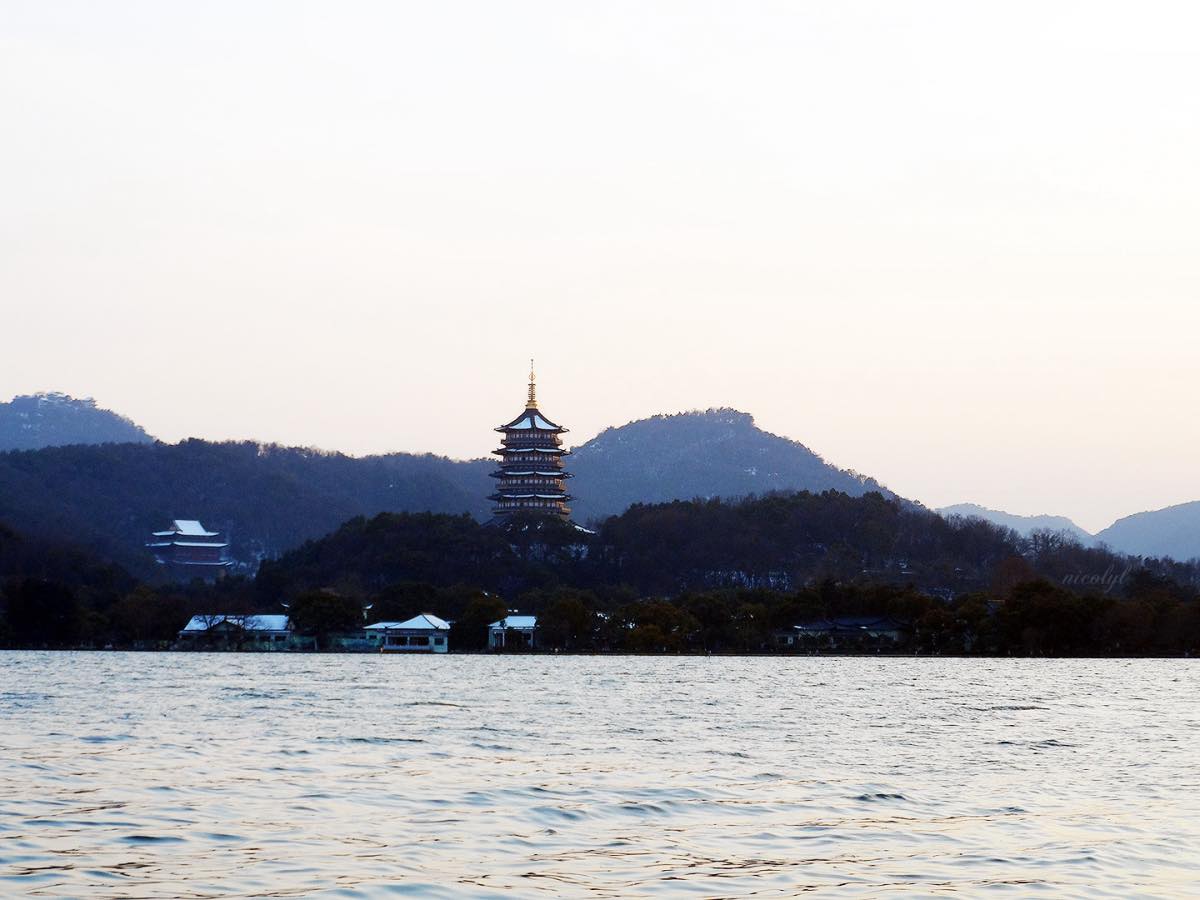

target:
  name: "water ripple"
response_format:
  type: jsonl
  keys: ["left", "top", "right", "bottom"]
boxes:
{"left": 1, "top": 653, "right": 1198, "bottom": 897}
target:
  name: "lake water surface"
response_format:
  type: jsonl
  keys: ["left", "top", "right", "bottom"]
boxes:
{"left": 2, "top": 653, "right": 1198, "bottom": 897}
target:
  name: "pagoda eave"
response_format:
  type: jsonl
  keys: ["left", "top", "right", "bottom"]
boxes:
{"left": 490, "top": 471, "right": 572, "bottom": 478}
{"left": 489, "top": 494, "right": 573, "bottom": 502}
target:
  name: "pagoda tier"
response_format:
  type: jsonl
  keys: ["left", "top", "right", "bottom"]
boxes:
{"left": 489, "top": 366, "right": 573, "bottom": 521}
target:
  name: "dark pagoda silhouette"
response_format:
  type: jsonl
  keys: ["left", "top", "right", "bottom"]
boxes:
{"left": 489, "top": 362, "right": 573, "bottom": 522}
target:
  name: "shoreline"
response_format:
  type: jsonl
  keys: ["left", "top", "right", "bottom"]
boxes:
{"left": 2, "top": 647, "right": 1195, "bottom": 659}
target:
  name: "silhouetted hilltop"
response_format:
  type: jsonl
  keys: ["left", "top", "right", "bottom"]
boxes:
{"left": 569, "top": 409, "right": 889, "bottom": 523}
{"left": 1097, "top": 501, "right": 1200, "bottom": 562}
{"left": 0, "top": 393, "right": 152, "bottom": 451}
{"left": 940, "top": 500, "right": 1200, "bottom": 562}
{"left": 939, "top": 503, "right": 1095, "bottom": 545}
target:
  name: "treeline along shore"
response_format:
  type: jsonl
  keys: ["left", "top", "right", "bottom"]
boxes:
{"left": 3, "top": 491, "right": 1199, "bottom": 655}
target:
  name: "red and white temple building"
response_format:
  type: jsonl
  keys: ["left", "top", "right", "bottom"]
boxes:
{"left": 147, "top": 519, "right": 233, "bottom": 579}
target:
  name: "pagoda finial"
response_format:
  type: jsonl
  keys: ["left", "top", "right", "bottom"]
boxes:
{"left": 526, "top": 358, "right": 538, "bottom": 408}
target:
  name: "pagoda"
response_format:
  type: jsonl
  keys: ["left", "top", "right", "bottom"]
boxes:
{"left": 489, "top": 362, "right": 573, "bottom": 521}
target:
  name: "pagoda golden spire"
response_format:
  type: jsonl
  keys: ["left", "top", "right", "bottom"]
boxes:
{"left": 526, "top": 358, "right": 538, "bottom": 409}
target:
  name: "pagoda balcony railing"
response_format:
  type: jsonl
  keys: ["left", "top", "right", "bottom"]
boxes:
{"left": 495, "top": 442, "right": 566, "bottom": 450}
{"left": 504, "top": 432, "right": 564, "bottom": 441}
{"left": 493, "top": 503, "right": 572, "bottom": 515}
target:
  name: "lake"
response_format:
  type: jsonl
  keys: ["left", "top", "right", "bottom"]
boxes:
{"left": 2, "top": 653, "right": 1198, "bottom": 897}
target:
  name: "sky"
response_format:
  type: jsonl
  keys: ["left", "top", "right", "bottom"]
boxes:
{"left": 2, "top": 1, "right": 1199, "bottom": 533}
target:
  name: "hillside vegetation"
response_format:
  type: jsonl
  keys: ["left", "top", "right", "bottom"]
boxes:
{"left": 570, "top": 409, "right": 889, "bottom": 522}
{"left": 0, "top": 441, "right": 491, "bottom": 575}
{"left": 0, "top": 393, "right": 152, "bottom": 451}
{"left": 7, "top": 491, "right": 1198, "bottom": 655}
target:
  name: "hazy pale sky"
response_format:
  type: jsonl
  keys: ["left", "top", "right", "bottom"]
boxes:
{"left": 3, "top": 1, "right": 1199, "bottom": 532}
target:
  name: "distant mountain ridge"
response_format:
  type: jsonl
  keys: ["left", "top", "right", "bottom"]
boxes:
{"left": 570, "top": 409, "right": 890, "bottom": 523}
{"left": 1096, "top": 501, "right": 1200, "bottom": 562}
{"left": 0, "top": 393, "right": 152, "bottom": 451}
{"left": 938, "top": 503, "right": 1095, "bottom": 545}
{"left": 3, "top": 394, "right": 1197, "bottom": 569}
{"left": 941, "top": 500, "right": 1200, "bottom": 563}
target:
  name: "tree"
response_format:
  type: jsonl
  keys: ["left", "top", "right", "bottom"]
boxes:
{"left": 1, "top": 578, "right": 84, "bottom": 647}
{"left": 369, "top": 582, "right": 441, "bottom": 623}
{"left": 450, "top": 593, "right": 509, "bottom": 650}
{"left": 288, "top": 591, "right": 363, "bottom": 649}
{"left": 621, "top": 601, "right": 699, "bottom": 652}
{"left": 537, "top": 592, "right": 595, "bottom": 650}
{"left": 108, "top": 587, "right": 188, "bottom": 647}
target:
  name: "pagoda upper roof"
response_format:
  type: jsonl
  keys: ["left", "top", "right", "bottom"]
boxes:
{"left": 496, "top": 407, "right": 566, "bottom": 433}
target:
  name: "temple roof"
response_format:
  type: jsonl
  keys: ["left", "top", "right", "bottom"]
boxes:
{"left": 152, "top": 519, "right": 219, "bottom": 537}
{"left": 496, "top": 407, "right": 566, "bottom": 432}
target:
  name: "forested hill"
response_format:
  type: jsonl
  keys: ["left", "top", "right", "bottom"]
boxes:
{"left": 0, "top": 408, "right": 902, "bottom": 574}
{"left": 5, "top": 401, "right": 1199, "bottom": 575}
{"left": 0, "top": 441, "right": 492, "bottom": 576}
{"left": 0, "top": 393, "right": 152, "bottom": 451}
{"left": 259, "top": 492, "right": 982, "bottom": 601}
{"left": 569, "top": 409, "right": 890, "bottom": 522}
{"left": 258, "top": 491, "right": 1200, "bottom": 604}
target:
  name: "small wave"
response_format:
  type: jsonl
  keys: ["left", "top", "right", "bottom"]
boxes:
{"left": 617, "top": 802, "right": 668, "bottom": 815}
{"left": 338, "top": 736, "right": 426, "bottom": 744}
{"left": 530, "top": 806, "right": 588, "bottom": 821}
{"left": 405, "top": 701, "right": 467, "bottom": 708}
{"left": 855, "top": 792, "right": 907, "bottom": 802}
{"left": 120, "top": 834, "right": 184, "bottom": 843}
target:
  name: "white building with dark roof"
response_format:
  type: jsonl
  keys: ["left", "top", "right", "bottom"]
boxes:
{"left": 488, "top": 615, "right": 538, "bottom": 649}
{"left": 177, "top": 614, "right": 303, "bottom": 649}
{"left": 365, "top": 613, "right": 451, "bottom": 653}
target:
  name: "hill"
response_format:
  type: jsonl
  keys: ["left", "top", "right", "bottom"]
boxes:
{"left": 569, "top": 409, "right": 890, "bottom": 523}
{"left": 260, "top": 492, "right": 996, "bottom": 601}
{"left": 939, "top": 500, "right": 1200, "bottom": 562}
{"left": 1096, "top": 501, "right": 1200, "bottom": 562}
{"left": 939, "top": 503, "right": 1095, "bottom": 545}
{"left": 0, "top": 407, "right": 898, "bottom": 572}
{"left": 0, "top": 440, "right": 491, "bottom": 576}
{"left": 0, "top": 393, "right": 152, "bottom": 450}
{"left": 259, "top": 492, "right": 1200, "bottom": 604}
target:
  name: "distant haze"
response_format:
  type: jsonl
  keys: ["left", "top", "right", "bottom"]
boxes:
{"left": 3, "top": 2, "right": 1199, "bottom": 533}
